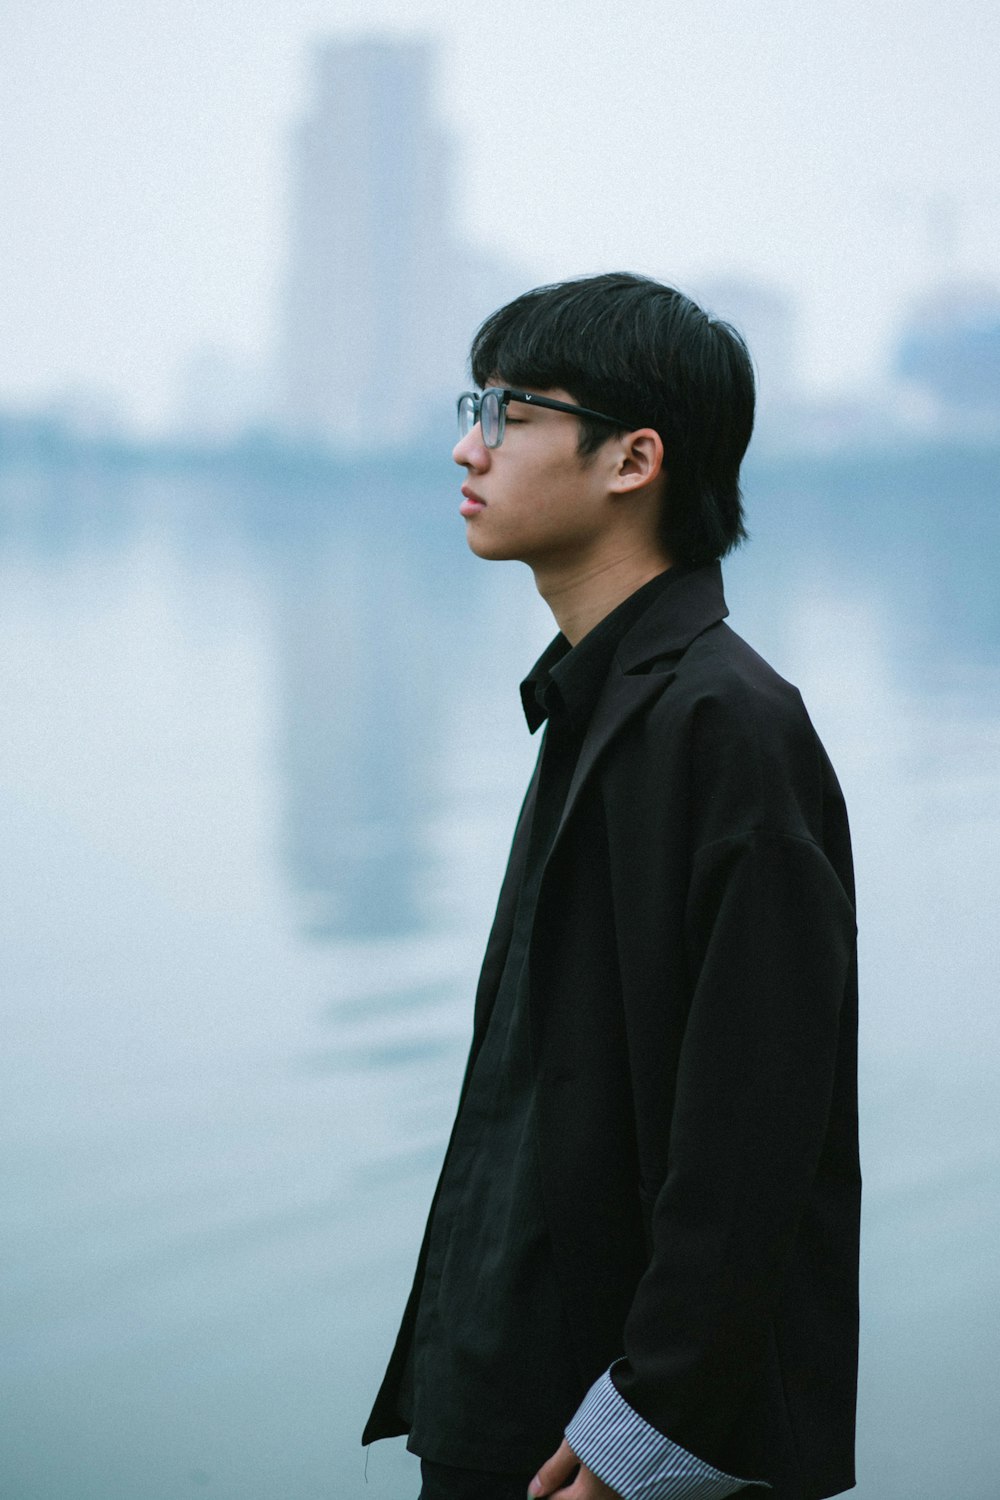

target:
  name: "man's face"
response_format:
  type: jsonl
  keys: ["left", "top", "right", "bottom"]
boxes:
{"left": 452, "top": 385, "right": 615, "bottom": 568}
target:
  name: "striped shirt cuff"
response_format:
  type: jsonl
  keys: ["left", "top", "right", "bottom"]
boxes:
{"left": 564, "top": 1363, "right": 771, "bottom": 1500}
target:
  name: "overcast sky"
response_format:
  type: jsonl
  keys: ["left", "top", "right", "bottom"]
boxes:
{"left": 2, "top": 0, "right": 997, "bottom": 429}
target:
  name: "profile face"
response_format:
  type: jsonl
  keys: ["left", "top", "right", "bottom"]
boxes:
{"left": 452, "top": 384, "right": 612, "bottom": 568}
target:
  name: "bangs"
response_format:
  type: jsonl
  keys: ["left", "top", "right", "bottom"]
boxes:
{"left": 469, "top": 276, "right": 653, "bottom": 432}
{"left": 470, "top": 305, "right": 585, "bottom": 397}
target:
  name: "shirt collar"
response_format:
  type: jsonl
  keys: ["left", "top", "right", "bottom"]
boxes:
{"left": 520, "top": 568, "right": 678, "bottom": 734}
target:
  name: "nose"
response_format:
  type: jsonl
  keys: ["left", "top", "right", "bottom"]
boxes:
{"left": 453, "top": 424, "right": 489, "bottom": 470}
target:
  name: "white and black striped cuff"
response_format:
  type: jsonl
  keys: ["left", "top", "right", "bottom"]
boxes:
{"left": 564, "top": 1362, "right": 770, "bottom": 1500}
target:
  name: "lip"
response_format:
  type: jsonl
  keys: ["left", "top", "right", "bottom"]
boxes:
{"left": 460, "top": 485, "right": 487, "bottom": 517}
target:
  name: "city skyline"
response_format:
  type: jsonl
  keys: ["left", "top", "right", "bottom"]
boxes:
{"left": 1, "top": 2, "right": 998, "bottom": 434}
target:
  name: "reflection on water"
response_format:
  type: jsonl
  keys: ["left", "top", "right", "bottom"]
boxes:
{"left": 1, "top": 443, "right": 998, "bottom": 1499}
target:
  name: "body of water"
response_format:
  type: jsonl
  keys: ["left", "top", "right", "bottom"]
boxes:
{"left": 2, "top": 442, "right": 999, "bottom": 1499}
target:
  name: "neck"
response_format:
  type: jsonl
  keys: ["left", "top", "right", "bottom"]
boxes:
{"left": 532, "top": 544, "right": 674, "bottom": 645}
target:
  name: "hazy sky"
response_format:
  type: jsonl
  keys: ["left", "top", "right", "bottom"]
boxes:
{"left": 2, "top": 0, "right": 998, "bottom": 429}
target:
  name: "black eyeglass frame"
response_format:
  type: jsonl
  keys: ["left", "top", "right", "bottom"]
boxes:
{"left": 456, "top": 386, "right": 630, "bottom": 448}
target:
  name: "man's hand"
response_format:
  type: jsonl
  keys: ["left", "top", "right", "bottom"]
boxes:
{"left": 528, "top": 1438, "right": 623, "bottom": 1499}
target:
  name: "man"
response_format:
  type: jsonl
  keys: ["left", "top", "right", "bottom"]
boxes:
{"left": 362, "top": 272, "right": 860, "bottom": 1500}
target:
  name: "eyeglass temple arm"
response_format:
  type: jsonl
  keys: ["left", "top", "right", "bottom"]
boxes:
{"left": 518, "top": 392, "right": 625, "bottom": 427}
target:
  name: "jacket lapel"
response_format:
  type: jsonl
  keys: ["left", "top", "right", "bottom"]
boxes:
{"left": 547, "top": 561, "right": 729, "bottom": 859}
{"left": 551, "top": 670, "right": 672, "bottom": 848}
{"left": 469, "top": 563, "right": 729, "bottom": 1052}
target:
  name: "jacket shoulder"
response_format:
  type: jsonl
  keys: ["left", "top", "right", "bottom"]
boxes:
{"left": 646, "top": 619, "right": 810, "bottom": 738}
{"left": 639, "top": 621, "right": 843, "bottom": 849}
{"left": 673, "top": 619, "right": 802, "bottom": 703}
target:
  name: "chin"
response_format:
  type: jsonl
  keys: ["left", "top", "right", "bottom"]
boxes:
{"left": 464, "top": 527, "right": 524, "bottom": 563}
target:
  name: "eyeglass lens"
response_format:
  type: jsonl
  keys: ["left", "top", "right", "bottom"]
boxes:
{"left": 457, "top": 390, "right": 504, "bottom": 447}
{"left": 480, "top": 390, "right": 501, "bottom": 447}
{"left": 457, "top": 393, "right": 477, "bottom": 440}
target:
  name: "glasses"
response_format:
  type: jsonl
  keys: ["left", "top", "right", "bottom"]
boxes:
{"left": 456, "top": 387, "right": 628, "bottom": 449}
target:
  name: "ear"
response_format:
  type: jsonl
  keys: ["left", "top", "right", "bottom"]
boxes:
{"left": 609, "top": 428, "right": 664, "bottom": 495}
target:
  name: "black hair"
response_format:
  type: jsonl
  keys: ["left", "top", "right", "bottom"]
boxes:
{"left": 469, "top": 271, "right": 754, "bottom": 565}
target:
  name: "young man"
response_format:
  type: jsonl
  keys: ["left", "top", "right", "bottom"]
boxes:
{"left": 362, "top": 273, "right": 860, "bottom": 1500}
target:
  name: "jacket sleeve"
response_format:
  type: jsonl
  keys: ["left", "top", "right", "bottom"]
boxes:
{"left": 579, "top": 817, "right": 857, "bottom": 1490}
{"left": 566, "top": 1359, "right": 767, "bottom": 1498}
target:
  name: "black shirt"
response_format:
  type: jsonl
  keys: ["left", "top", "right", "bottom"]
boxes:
{"left": 397, "top": 570, "right": 676, "bottom": 1475}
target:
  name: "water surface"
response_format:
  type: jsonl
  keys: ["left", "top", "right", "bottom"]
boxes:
{"left": 2, "top": 445, "right": 998, "bottom": 1499}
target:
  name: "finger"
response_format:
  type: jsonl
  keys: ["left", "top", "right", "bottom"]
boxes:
{"left": 528, "top": 1438, "right": 580, "bottom": 1497}
{"left": 547, "top": 1460, "right": 622, "bottom": 1500}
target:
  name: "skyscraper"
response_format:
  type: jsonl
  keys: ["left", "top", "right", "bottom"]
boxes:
{"left": 279, "top": 35, "right": 517, "bottom": 448}
{"left": 894, "top": 280, "right": 1000, "bottom": 425}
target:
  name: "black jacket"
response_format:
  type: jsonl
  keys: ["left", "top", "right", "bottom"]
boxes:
{"left": 364, "top": 562, "right": 860, "bottom": 1500}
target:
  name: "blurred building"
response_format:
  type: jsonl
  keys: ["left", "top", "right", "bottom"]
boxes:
{"left": 894, "top": 281, "right": 1000, "bottom": 429}
{"left": 693, "top": 278, "right": 798, "bottom": 408}
{"left": 36, "top": 383, "right": 132, "bottom": 442}
{"left": 277, "top": 35, "right": 522, "bottom": 449}
{"left": 170, "top": 346, "right": 270, "bottom": 443}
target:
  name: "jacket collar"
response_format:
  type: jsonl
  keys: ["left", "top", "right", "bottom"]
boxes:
{"left": 520, "top": 566, "right": 687, "bottom": 735}
{"left": 549, "top": 561, "right": 728, "bottom": 854}
{"left": 614, "top": 559, "right": 728, "bottom": 673}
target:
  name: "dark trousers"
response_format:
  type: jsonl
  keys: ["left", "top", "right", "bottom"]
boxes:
{"left": 418, "top": 1457, "right": 532, "bottom": 1499}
